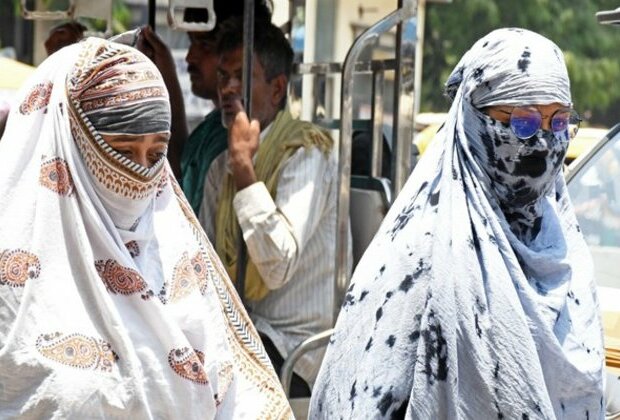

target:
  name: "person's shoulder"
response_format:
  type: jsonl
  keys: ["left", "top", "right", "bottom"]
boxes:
{"left": 190, "top": 109, "right": 227, "bottom": 138}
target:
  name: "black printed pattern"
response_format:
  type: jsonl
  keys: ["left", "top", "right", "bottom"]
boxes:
{"left": 310, "top": 28, "right": 604, "bottom": 420}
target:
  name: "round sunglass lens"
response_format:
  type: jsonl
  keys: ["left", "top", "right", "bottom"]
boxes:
{"left": 552, "top": 109, "right": 581, "bottom": 140}
{"left": 510, "top": 108, "right": 541, "bottom": 139}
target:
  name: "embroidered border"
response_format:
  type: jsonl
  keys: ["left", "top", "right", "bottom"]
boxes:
{"left": 67, "top": 38, "right": 166, "bottom": 181}
{"left": 80, "top": 87, "right": 166, "bottom": 112}
{"left": 214, "top": 361, "right": 234, "bottom": 406}
{"left": 69, "top": 108, "right": 163, "bottom": 200}
{"left": 170, "top": 183, "right": 292, "bottom": 418}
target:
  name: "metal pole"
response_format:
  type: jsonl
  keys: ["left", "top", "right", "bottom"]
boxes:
{"left": 370, "top": 70, "right": 385, "bottom": 177}
{"left": 148, "top": 0, "right": 156, "bottom": 31}
{"left": 235, "top": 0, "right": 255, "bottom": 302}
{"left": 242, "top": 0, "right": 254, "bottom": 110}
{"left": 335, "top": 7, "right": 407, "bottom": 321}
{"left": 391, "top": 0, "right": 417, "bottom": 194}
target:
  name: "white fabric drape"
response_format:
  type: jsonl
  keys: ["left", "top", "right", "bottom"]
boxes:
{"left": 310, "top": 28, "right": 604, "bottom": 419}
{"left": 0, "top": 38, "right": 291, "bottom": 419}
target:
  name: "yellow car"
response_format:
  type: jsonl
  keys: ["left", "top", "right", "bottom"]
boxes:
{"left": 566, "top": 124, "right": 620, "bottom": 419}
{"left": 566, "top": 127, "right": 609, "bottom": 165}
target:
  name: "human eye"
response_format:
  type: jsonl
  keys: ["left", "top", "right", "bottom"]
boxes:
{"left": 148, "top": 148, "right": 167, "bottom": 166}
{"left": 114, "top": 149, "right": 133, "bottom": 159}
{"left": 217, "top": 70, "right": 228, "bottom": 83}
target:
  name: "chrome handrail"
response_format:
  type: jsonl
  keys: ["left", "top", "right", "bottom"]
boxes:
{"left": 280, "top": 329, "right": 334, "bottom": 397}
{"left": 334, "top": 0, "right": 417, "bottom": 320}
{"left": 293, "top": 59, "right": 398, "bottom": 75}
{"left": 391, "top": 0, "right": 417, "bottom": 194}
{"left": 234, "top": 0, "right": 256, "bottom": 303}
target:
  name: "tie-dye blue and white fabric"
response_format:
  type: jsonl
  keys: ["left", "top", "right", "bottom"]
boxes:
{"left": 310, "top": 28, "right": 605, "bottom": 419}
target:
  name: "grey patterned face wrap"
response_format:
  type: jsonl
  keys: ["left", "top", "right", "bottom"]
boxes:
{"left": 310, "top": 28, "right": 604, "bottom": 420}
{"left": 468, "top": 108, "right": 569, "bottom": 242}
{"left": 449, "top": 27, "right": 572, "bottom": 243}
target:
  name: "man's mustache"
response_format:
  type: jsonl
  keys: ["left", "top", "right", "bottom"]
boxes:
{"left": 221, "top": 95, "right": 244, "bottom": 107}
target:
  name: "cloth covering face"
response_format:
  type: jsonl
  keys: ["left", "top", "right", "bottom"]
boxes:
{"left": 310, "top": 28, "right": 604, "bottom": 419}
{"left": 67, "top": 39, "right": 170, "bottom": 231}
{"left": 0, "top": 38, "right": 291, "bottom": 419}
{"left": 72, "top": 39, "right": 171, "bottom": 137}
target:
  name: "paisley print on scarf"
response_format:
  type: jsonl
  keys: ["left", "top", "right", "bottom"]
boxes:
{"left": 124, "top": 241, "right": 140, "bottom": 258}
{"left": 168, "top": 347, "right": 209, "bottom": 385}
{"left": 0, "top": 249, "right": 41, "bottom": 287}
{"left": 159, "top": 251, "right": 208, "bottom": 303}
{"left": 0, "top": 37, "right": 292, "bottom": 418}
{"left": 36, "top": 332, "right": 118, "bottom": 372}
{"left": 19, "top": 81, "right": 53, "bottom": 115}
{"left": 95, "top": 259, "right": 147, "bottom": 295}
{"left": 192, "top": 251, "right": 209, "bottom": 295}
{"left": 39, "top": 157, "right": 74, "bottom": 196}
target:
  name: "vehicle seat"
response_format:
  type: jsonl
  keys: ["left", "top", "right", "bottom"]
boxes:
{"left": 350, "top": 175, "right": 392, "bottom": 267}
{"left": 281, "top": 177, "right": 392, "bottom": 417}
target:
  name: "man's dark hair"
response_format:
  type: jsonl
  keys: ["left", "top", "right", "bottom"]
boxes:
{"left": 183, "top": 1, "right": 272, "bottom": 38}
{"left": 49, "top": 20, "right": 87, "bottom": 35}
{"left": 216, "top": 16, "right": 294, "bottom": 84}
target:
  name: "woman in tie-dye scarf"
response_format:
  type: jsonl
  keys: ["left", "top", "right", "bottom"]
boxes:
{"left": 311, "top": 28, "right": 605, "bottom": 419}
{"left": 0, "top": 37, "right": 291, "bottom": 419}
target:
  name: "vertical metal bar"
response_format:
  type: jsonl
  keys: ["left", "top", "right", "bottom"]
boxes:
{"left": 242, "top": 0, "right": 255, "bottom": 112}
{"left": 336, "top": 8, "right": 405, "bottom": 321}
{"left": 370, "top": 70, "right": 385, "bottom": 177}
{"left": 413, "top": 0, "right": 425, "bottom": 119}
{"left": 148, "top": 0, "right": 156, "bottom": 31}
{"left": 235, "top": 0, "right": 255, "bottom": 301}
{"left": 288, "top": 0, "right": 295, "bottom": 40}
{"left": 391, "top": 0, "right": 416, "bottom": 195}
{"left": 314, "top": 73, "right": 325, "bottom": 120}
{"left": 301, "top": 0, "right": 317, "bottom": 122}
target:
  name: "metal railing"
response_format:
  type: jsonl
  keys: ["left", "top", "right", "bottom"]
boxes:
{"left": 281, "top": 0, "right": 419, "bottom": 396}
{"left": 334, "top": 0, "right": 417, "bottom": 319}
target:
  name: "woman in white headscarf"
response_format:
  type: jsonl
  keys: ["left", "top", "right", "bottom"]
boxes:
{"left": 0, "top": 37, "right": 291, "bottom": 419}
{"left": 310, "top": 28, "right": 604, "bottom": 419}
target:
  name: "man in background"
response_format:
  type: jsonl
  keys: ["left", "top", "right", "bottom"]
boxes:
{"left": 44, "top": 21, "right": 86, "bottom": 56}
{"left": 137, "top": 2, "right": 271, "bottom": 214}
{"left": 200, "top": 17, "right": 348, "bottom": 397}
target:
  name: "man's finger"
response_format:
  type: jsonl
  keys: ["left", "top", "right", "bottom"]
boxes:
{"left": 231, "top": 99, "right": 246, "bottom": 115}
{"left": 142, "top": 26, "right": 164, "bottom": 48}
{"left": 250, "top": 119, "right": 261, "bottom": 135}
{"left": 233, "top": 109, "right": 250, "bottom": 127}
{"left": 135, "top": 32, "right": 153, "bottom": 57}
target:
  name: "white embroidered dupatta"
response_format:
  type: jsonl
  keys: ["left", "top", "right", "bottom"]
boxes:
{"left": 0, "top": 38, "right": 291, "bottom": 419}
